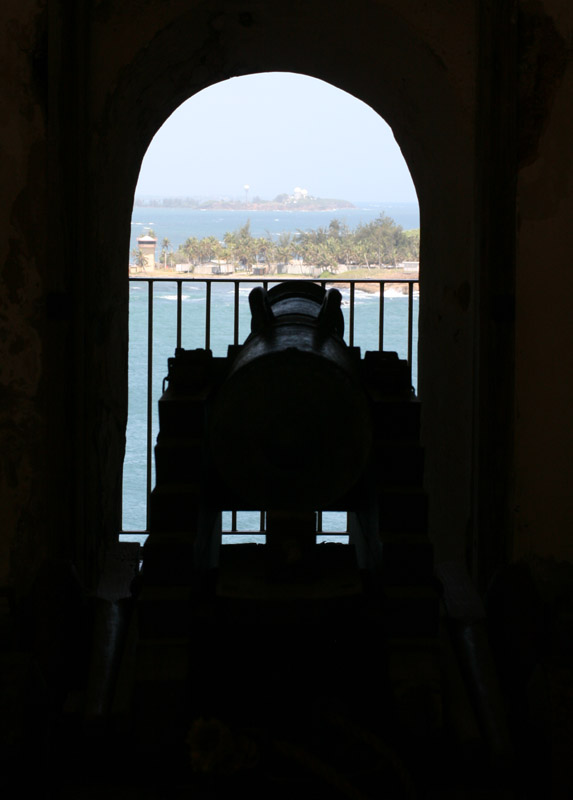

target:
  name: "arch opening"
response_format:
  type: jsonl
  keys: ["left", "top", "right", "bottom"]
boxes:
{"left": 122, "top": 72, "right": 420, "bottom": 541}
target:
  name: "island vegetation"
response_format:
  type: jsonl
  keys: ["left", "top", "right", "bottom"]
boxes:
{"left": 131, "top": 214, "right": 419, "bottom": 275}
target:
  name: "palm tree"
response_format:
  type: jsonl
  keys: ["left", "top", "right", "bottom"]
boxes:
{"left": 301, "top": 240, "right": 319, "bottom": 273}
{"left": 225, "top": 221, "right": 255, "bottom": 271}
{"left": 161, "top": 237, "right": 171, "bottom": 270}
{"left": 358, "top": 242, "right": 371, "bottom": 269}
{"left": 131, "top": 247, "right": 148, "bottom": 271}
{"left": 203, "top": 236, "right": 221, "bottom": 264}
{"left": 275, "top": 232, "right": 293, "bottom": 269}
{"left": 236, "top": 221, "right": 255, "bottom": 270}
{"left": 223, "top": 231, "right": 237, "bottom": 268}
{"left": 182, "top": 236, "right": 200, "bottom": 268}
{"left": 257, "top": 235, "right": 276, "bottom": 273}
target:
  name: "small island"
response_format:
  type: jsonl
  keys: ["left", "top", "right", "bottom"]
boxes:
{"left": 134, "top": 188, "right": 355, "bottom": 212}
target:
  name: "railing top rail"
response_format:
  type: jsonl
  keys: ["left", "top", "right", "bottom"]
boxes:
{"left": 128, "top": 276, "right": 419, "bottom": 285}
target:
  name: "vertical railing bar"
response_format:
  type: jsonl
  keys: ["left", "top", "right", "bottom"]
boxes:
{"left": 317, "top": 511, "right": 323, "bottom": 534}
{"left": 259, "top": 510, "right": 265, "bottom": 532}
{"left": 408, "top": 281, "right": 414, "bottom": 378}
{"left": 349, "top": 282, "right": 355, "bottom": 347}
{"left": 205, "top": 280, "right": 212, "bottom": 351}
{"left": 234, "top": 282, "right": 240, "bottom": 345}
{"left": 176, "top": 280, "right": 182, "bottom": 349}
{"left": 231, "top": 510, "right": 237, "bottom": 531}
{"left": 379, "top": 281, "right": 385, "bottom": 351}
{"left": 146, "top": 280, "right": 154, "bottom": 531}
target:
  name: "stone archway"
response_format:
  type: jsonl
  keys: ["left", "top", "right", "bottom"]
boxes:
{"left": 81, "top": 0, "right": 477, "bottom": 580}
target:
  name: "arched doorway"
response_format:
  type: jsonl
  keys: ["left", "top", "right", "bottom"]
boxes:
{"left": 82, "top": 0, "right": 477, "bottom": 584}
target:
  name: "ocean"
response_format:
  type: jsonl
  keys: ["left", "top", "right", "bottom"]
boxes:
{"left": 122, "top": 203, "right": 420, "bottom": 541}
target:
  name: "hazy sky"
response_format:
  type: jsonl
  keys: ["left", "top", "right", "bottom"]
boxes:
{"left": 136, "top": 72, "right": 418, "bottom": 204}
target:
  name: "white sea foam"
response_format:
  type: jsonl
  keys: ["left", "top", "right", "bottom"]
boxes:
{"left": 384, "top": 288, "right": 420, "bottom": 298}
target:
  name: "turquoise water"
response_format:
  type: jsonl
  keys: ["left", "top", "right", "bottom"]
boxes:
{"left": 122, "top": 280, "right": 419, "bottom": 537}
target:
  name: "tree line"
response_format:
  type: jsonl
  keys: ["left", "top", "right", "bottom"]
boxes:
{"left": 131, "top": 214, "right": 419, "bottom": 273}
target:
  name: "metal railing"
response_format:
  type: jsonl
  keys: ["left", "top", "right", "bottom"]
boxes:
{"left": 122, "top": 276, "right": 419, "bottom": 538}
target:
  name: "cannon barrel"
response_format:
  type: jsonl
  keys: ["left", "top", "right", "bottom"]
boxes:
{"left": 207, "top": 281, "right": 373, "bottom": 510}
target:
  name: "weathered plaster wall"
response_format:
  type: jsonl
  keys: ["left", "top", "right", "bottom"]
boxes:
{"left": 514, "top": 0, "right": 573, "bottom": 562}
{"left": 0, "top": 1, "right": 48, "bottom": 589}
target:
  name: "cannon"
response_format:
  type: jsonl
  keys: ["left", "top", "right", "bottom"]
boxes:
{"left": 153, "top": 280, "right": 418, "bottom": 528}
{"left": 206, "top": 281, "right": 373, "bottom": 511}
{"left": 135, "top": 282, "right": 438, "bottom": 755}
